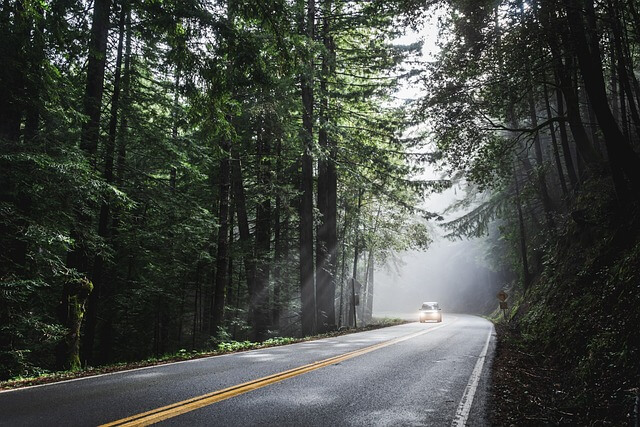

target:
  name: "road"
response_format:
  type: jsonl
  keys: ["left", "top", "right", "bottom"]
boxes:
{"left": 0, "top": 314, "right": 495, "bottom": 426}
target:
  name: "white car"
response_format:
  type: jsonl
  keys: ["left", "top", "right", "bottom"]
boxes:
{"left": 419, "top": 301, "right": 442, "bottom": 323}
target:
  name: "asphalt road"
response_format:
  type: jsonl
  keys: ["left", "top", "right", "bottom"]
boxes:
{"left": 0, "top": 314, "right": 495, "bottom": 426}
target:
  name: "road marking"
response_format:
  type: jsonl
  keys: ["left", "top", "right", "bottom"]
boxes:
{"left": 0, "top": 322, "right": 418, "bottom": 394}
{"left": 451, "top": 326, "right": 493, "bottom": 427}
{"left": 100, "top": 321, "right": 453, "bottom": 427}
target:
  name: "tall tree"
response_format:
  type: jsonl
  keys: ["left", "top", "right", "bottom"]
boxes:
{"left": 315, "top": 0, "right": 337, "bottom": 333}
{"left": 73, "top": 0, "right": 112, "bottom": 365}
{"left": 564, "top": 0, "right": 640, "bottom": 195}
{"left": 298, "top": 0, "right": 317, "bottom": 336}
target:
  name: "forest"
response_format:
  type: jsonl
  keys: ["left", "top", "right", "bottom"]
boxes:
{"left": 1, "top": 0, "right": 437, "bottom": 376}
{"left": 424, "top": 0, "right": 640, "bottom": 422}
{"left": 2, "top": 0, "right": 640, "bottom": 420}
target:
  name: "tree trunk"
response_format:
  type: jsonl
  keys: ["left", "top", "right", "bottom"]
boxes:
{"left": 0, "top": 0, "right": 27, "bottom": 143}
{"left": 23, "top": 9, "right": 45, "bottom": 142}
{"left": 115, "top": 5, "right": 131, "bottom": 187}
{"left": 347, "top": 190, "right": 362, "bottom": 328}
{"left": 315, "top": 0, "right": 337, "bottom": 333}
{"left": 0, "top": 2, "right": 38, "bottom": 280}
{"left": 609, "top": 30, "right": 620, "bottom": 131}
{"left": 71, "top": 0, "right": 111, "bottom": 365}
{"left": 298, "top": 0, "right": 316, "bottom": 337}
{"left": 56, "top": 278, "right": 93, "bottom": 370}
{"left": 527, "top": 87, "right": 556, "bottom": 229}
{"left": 565, "top": 0, "right": 640, "bottom": 195}
{"left": 540, "top": 3, "right": 600, "bottom": 178}
{"left": 365, "top": 254, "right": 374, "bottom": 324}
{"left": 363, "top": 204, "right": 381, "bottom": 323}
{"left": 226, "top": 199, "right": 235, "bottom": 337}
{"left": 253, "top": 124, "right": 272, "bottom": 341}
{"left": 93, "top": 1, "right": 128, "bottom": 364}
{"left": 608, "top": 0, "right": 640, "bottom": 140}
{"left": 543, "top": 80, "right": 569, "bottom": 199}
{"left": 513, "top": 163, "right": 531, "bottom": 291}
{"left": 192, "top": 263, "right": 201, "bottom": 349}
{"left": 80, "top": 0, "right": 112, "bottom": 160}
{"left": 212, "top": 138, "right": 231, "bottom": 336}
{"left": 337, "top": 204, "right": 348, "bottom": 328}
{"left": 272, "top": 138, "right": 283, "bottom": 329}
{"left": 560, "top": 52, "right": 601, "bottom": 173}
{"left": 231, "top": 151, "right": 256, "bottom": 313}
{"left": 623, "top": 23, "right": 640, "bottom": 124}
{"left": 554, "top": 75, "right": 579, "bottom": 190}
{"left": 617, "top": 53, "right": 631, "bottom": 142}
{"left": 586, "top": 97, "right": 602, "bottom": 155}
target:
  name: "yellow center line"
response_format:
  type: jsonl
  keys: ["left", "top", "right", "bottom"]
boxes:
{"left": 100, "top": 320, "right": 454, "bottom": 427}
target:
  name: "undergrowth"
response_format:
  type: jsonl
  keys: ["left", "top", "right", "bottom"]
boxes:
{"left": 491, "top": 181, "right": 640, "bottom": 425}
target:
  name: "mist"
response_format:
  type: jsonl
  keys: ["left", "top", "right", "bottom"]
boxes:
{"left": 371, "top": 12, "right": 504, "bottom": 321}
{"left": 373, "top": 178, "right": 503, "bottom": 320}
{"left": 373, "top": 236, "right": 502, "bottom": 320}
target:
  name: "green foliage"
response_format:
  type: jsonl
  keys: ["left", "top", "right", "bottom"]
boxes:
{"left": 1, "top": 0, "right": 433, "bottom": 379}
{"left": 0, "top": 278, "right": 63, "bottom": 379}
{"left": 427, "top": 1, "right": 640, "bottom": 419}
{"left": 216, "top": 337, "right": 295, "bottom": 352}
{"left": 488, "top": 178, "right": 640, "bottom": 422}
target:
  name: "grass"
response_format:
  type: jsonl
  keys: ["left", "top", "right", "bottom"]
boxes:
{"left": 0, "top": 317, "right": 407, "bottom": 391}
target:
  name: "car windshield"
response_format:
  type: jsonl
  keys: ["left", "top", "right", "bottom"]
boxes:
{"left": 421, "top": 303, "right": 438, "bottom": 310}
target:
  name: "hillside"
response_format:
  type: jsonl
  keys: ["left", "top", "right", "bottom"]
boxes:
{"left": 491, "top": 180, "right": 640, "bottom": 424}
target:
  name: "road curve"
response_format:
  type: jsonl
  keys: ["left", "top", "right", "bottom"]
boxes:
{"left": 0, "top": 314, "right": 495, "bottom": 426}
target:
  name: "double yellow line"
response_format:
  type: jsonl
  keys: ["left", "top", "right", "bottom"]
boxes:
{"left": 101, "top": 322, "right": 452, "bottom": 426}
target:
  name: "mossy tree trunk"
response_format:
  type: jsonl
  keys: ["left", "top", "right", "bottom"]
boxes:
{"left": 57, "top": 278, "right": 93, "bottom": 371}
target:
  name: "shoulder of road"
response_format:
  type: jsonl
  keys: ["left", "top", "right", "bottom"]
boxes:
{"left": 0, "top": 319, "right": 408, "bottom": 391}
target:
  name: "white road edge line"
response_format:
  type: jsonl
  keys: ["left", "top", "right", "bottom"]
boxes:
{"left": 451, "top": 325, "right": 493, "bottom": 427}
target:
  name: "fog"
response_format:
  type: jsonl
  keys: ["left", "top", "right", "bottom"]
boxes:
{"left": 373, "top": 236, "right": 502, "bottom": 320}
{"left": 372, "top": 14, "right": 503, "bottom": 320}
{"left": 373, "top": 183, "right": 503, "bottom": 320}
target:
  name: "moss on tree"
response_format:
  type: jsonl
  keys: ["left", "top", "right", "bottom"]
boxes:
{"left": 56, "top": 277, "right": 93, "bottom": 371}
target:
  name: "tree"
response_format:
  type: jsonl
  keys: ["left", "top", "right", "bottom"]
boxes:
{"left": 0, "top": 0, "right": 430, "bottom": 378}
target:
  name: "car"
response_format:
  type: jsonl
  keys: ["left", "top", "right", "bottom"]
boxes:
{"left": 419, "top": 301, "right": 442, "bottom": 323}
